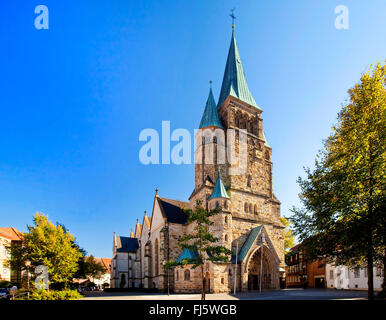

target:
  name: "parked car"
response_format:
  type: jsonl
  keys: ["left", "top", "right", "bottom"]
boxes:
{"left": 0, "top": 288, "right": 8, "bottom": 299}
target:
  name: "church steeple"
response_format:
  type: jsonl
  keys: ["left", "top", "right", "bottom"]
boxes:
{"left": 199, "top": 85, "right": 223, "bottom": 129}
{"left": 209, "top": 168, "right": 230, "bottom": 200}
{"left": 217, "top": 27, "right": 260, "bottom": 110}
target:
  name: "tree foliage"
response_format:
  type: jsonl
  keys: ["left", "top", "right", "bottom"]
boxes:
{"left": 290, "top": 62, "right": 386, "bottom": 299}
{"left": 14, "top": 213, "right": 83, "bottom": 286}
{"left": 280, "top": 217, "right": 295, "bottom": 253}
{"left": 83, "top": 256, "right": 107, "bottom": 280}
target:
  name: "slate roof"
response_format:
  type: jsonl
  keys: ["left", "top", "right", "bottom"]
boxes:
{"left": 199, "top": 87, "right": 223, "bottom": 129}
{"left": 116, "top": 236, "right": 139, "bottom": 253}
{"left": 209, "top": 168, "right": 230, "bottom": 200}
{"left": 157, "top": 197, "right": 190, "bottom": 224}
{"left": 177, "top": 248, "right": 199, "bottom": 263}
{"left": 217, "top": 29, "right": 260, "bottom": 110}
{"left": 232, "top": 225, "right": 262, "bottom": 263}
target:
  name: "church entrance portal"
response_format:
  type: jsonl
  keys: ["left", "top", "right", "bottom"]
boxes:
{"left": 247, "top": 246, "right": 276, "bottom": 290}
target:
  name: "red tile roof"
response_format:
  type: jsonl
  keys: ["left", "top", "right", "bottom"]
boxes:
{"left": 0, "top": 227, "right": 23, "bottom": 241}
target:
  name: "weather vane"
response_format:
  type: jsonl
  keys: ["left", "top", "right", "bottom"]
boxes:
{"left": 230, "top": 8, "right": 236, "bottom": 27}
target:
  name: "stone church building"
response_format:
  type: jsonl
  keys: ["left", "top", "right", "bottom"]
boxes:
{"left": 111, "top": 24, "right": 285, "bottom": 293}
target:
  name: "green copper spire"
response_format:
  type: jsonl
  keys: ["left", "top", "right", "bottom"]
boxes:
{"left": 209, "top": 168, "right": 230, "bottom": 200}
{"left": 217, "top": 28, "right": 260, "bottom": 110}
{"left": 199, "top": 85, "right": 223, "bottom": 129}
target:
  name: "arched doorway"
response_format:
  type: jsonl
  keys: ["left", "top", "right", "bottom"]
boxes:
{"left": 246, "top": 246, "right": 277, "bottom": 290}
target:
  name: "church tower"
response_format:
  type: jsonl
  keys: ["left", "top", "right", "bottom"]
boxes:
{"left": 190, "top": 22, "right": 284, "bottom": 291}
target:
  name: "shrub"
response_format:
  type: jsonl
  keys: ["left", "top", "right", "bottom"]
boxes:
{"left": 29, "top": 289, "right": 83, "bottom": 300}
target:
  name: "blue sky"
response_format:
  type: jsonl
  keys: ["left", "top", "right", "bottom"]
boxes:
{"left": 1, "top": 0, "right": 385, "bottom": 258}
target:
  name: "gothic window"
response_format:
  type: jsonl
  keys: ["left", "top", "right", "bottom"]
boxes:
{"left": 228, "top": 269, "right": 232, "bottom": 276}
{"left": 216, "top": 201, "right": 219, "bottom": 209}
{"left": 184, "top": 269, "right": 190, "bottom": 281}
{"left": 154, "top": 238, "right": 159, "bottom": 276}
{"left": 224, "top": 200, "right": 228, "bottom": 209}
{"left": 249, "top": 203, "right": 253, "bottom": 213}
{"left": 225, "top": 216, "right": 228, "bottom": 224}
{"left": 225, "top": 234, "right": 228, "bottom": 242}
{"left": 265, "top": 151, "right": 270, "bottom": 160}
{"left": 254, "top": 205, "right": 258, "bottom": 215}
{"left": 247, "top": 175, "right": 252, "bottom": 187}
{"left": 244, "top": 203, "right": 248, "bottom": 213}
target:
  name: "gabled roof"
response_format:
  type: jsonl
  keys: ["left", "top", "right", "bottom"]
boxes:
{"left": 177, "top": 248, "right": 199, "bottom": 263}
{"left": 116, "top": 236, "right": 139, "bottom": 253}
{"left": 199, "top": 87, "right": 223, "bottom": 129}
{"left": 157, "top": 197, "right": 190, "bottom": 224}
{"left": 233, "top": 225, "right": 262, "bottom": 263}
{"left": 209, "top": 168, "right": 230, "bottom": 200}
{"left": 94, "top": 257, "right": 112, "bottom": 273}
{"left": 0, "top": 227, "right": 23, "bottom": 241}
{"left": 217, "top": 29, "right": 260, "bottom": 110}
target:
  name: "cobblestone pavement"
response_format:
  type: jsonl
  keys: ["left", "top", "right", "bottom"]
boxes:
{"left": 81, "top": 288, "right": 370, "bottom": 300}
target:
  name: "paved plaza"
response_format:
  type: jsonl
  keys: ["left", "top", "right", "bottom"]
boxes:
{"left": 81, "top": 288, "right": 370, "bottom": 300}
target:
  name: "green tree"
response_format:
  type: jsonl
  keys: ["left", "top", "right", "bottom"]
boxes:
{"left": 17, "top": 213, "right": 82, "bottom": 287}
{"left": 281, "top": 217, "right": 295, "bottom": 254}
{"left": 290, "top": 62, "right": 386, "bottom": 300}
{"left": 84, "top": 256, "right": 107, "bottom": 281}
{"left": 166, "top": 200, "right": 232, "bottom": 300}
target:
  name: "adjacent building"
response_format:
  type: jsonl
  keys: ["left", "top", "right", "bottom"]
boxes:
{"left": 326, "top": 264, "right": 384, "bottom": 291}
{"left": 111, "top": 22, "right": 285, "bottom": 293}
{"left": 285, "top": 244, "right": 326, "bottom": 288}
{"left": 0, "top": 227, "right": 23, "bottom": 284}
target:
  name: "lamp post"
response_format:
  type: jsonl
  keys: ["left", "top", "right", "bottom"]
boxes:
{"left": 259, "top": 233, "right": 265, "bottom": 293}
{"left": 25, "top": 260, "right": 31, "bottom": 299}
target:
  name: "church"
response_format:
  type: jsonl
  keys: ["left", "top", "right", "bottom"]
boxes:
{"left": 111, "top": 23, "right": 285, "bottom": 293}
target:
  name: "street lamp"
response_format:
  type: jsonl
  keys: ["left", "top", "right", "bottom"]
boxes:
{"left": 25, "top": 260, "right": 31, "bottom": 299}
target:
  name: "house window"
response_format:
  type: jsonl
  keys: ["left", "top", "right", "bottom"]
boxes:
{"left": 184, "top": 270, "right": 190, "bottom": 281}
{"left": 376, "top": 267, "right": 383, "bottom": 277}
{"left": 330, "top": 270, "right": 334, "bottom": 280}
{"left": 364, "top": 268, "right": 368, "bottom": 278}
{"left": 354, "top": 269, "right": 360, "bottom": 278}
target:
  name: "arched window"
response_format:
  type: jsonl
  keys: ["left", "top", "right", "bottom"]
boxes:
{"left": 228, "top": 269, "right": 232, "bottom": 276}
{"left": 247, "top": 175, "right": 252, "bottom": 188}
{"left": 184, "top": 270, "right": 190, "bottom": 281}
{"left": 254, "top": 205, "right": 258, "bottom": 215}
{"left": 249, "top": 203, "right": 253, "bottom": 213}
{"left": 221, "top": 278, "right": 225, "bottom": 284}
{"left": 176, "top": 270, "right": 179, "bottom": 281}
{"left": 224, "top": 200, "right": 228, "bottom": 209}
{"left": 154, "top": 238, "right": 159, "bottom": 276}
{"left": 225, "top": 234, "right": 228, "bottom": 241}
{"left": 216, "top": 201, "right": 219, "bottom": 209}
{"left": 224, "top": 216, "right": 228, "bottom": 224}
{"left": 244, "top": 203, "right": 248, "bottom": 213}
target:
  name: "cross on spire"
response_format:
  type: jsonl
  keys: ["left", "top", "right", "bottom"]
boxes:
{"left": 230, "top": 8, "right": 236, "bottom": 28}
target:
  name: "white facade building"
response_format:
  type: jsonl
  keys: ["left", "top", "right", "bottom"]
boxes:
{"left": 326, "top": 263, "right": 384, "bottom": 291}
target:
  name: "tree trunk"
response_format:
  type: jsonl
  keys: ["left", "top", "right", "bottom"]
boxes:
{"left": 367, "top": 248, "right": 374, "bottom": 300}
{"left": 201, "top": 264, "right": 206, "bottom": 300}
